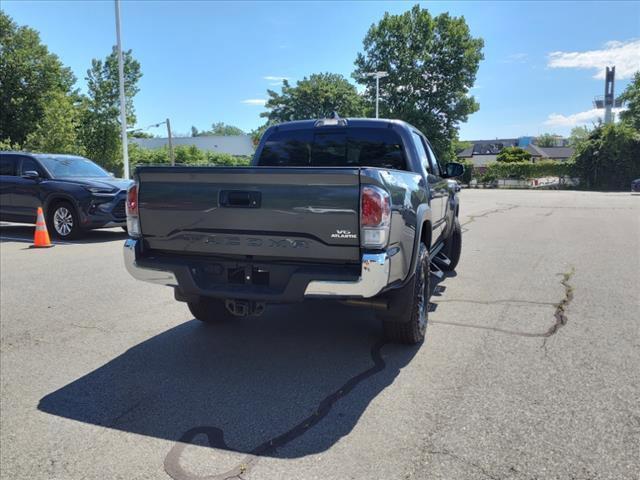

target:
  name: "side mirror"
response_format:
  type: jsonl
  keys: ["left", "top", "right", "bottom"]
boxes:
{"left": 22, "top": 170, "right": 40, "bottom": 180}
{"left": 444, "top": 162, "right": 464, "bottom": 178}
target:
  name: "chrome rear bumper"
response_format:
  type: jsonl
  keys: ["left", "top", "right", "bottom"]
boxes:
{"left": 123, "top": 239, "right": 178, "bottom": 286}
{"left": 124, "top": 239, "right": 389, "bottom": 299}
{"left": 303, "top": 252, "right": 389, "bottom": 298}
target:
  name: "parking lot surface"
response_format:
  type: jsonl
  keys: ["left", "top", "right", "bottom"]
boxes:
{"left": 1, "top": 190, "right": 638, "bottom": 480}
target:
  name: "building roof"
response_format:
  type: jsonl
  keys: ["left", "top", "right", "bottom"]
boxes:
{"left": 536, "top": 146, "right": 574, "bottom": 159}
{"left": 130, "top": 135, "right": 254, "bottom": 156}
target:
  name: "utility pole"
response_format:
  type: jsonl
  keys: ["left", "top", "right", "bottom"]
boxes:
{"left": 166, "top": 118, "right": 175, "bottom": 166}
{"left": 114, "top": 0, "right": 129, "bottom": 179}
{"left": 364, "top": 71, "right": 388, "bottom": 118}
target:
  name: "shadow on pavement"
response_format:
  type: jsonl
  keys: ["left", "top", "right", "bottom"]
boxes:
{"left": 38, "top": 301, "right": 419, "bottom": 462}
{"left": 0, "top": 223, "right": 128, "bottom": 244}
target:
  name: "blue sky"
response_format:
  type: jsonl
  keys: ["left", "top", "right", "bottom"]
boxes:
{"left": 3, "top": 1, "right": 639, "bottom": 140}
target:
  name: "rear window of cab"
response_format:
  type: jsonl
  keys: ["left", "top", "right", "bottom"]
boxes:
{"left": 258, "top": 128, "right": 407, "bottom": 170}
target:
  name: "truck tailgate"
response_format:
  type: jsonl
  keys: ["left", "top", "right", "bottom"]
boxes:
{"left": 137, "top": 167, "right": 361, "bottom": 262}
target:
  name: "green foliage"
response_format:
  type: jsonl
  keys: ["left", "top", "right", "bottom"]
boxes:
{"left": 192, "top": 122, "right": 245, "bottom": 136}
{"left": 261, "top": 73, "right": 367, "bottom": 123}
{"left": 459, "top": 159, "right": 474, "bottom": 184}
{"left": 353, "top": 4, "right": 484, "bottom": 162}
{"left": 572, "top": 122, "right": 640, "bottom": 191}
{"left": 535, "top": 133, "right": 559, "bottom": 147}
{"left": 0, "top": 11, "right": 76, "bottom": 145}
{"left": 78, "top": 47, "right": 142, "bottom": 176}
{"left": 128, "top": 143, "right": 251, "bottom": 169}
{"left": 250, "top": 122, "right": 274, "bottom": 146}
{"left": 485, "top": 160, "right": 574, "bottom": 181}
{"left": 619, "top": 71, "right": 640, "bottom": 130}
{"left": 24, "top": 90, "right": 82, "bottom": 154}
{"left": 0, "top": 138, "right": 21, "bottom": 151}
{"left": 568, "top": 126, "right": 590, "bottom": 148}
{"left": 496, "top": 146, "right": 532, "bottom": 163}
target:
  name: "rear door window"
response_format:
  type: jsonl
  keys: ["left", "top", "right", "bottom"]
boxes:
{"left": 0, "top": 154, "right": 17, "bottom": 176}
{"left": 19, "top": 157, "right": 45, "bottom": 176}
{"left": 424, "top": 141, "right": 442, "bottom": 176}
{"left": 412, "top": 131, "right": 431, "bottom": 174}
{"left": 258, "top": 128, "right": 407, "bottom": 170}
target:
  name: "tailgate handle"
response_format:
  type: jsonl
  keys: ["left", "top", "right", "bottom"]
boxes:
{"left": 219, "top": 190, "right": 261, "bottom": 208}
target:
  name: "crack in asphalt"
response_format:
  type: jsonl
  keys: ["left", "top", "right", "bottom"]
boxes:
{"left": 541, "top": 267, "right": 575, "bottom": 350}
{"left": 164, "top": 340, "right": 390, "bottom": 480}
{"left": 460, "top": 204, "right": 519, "bottom": 233}
{"left": 431, "top": 267, "right": 575, "bottom": 341}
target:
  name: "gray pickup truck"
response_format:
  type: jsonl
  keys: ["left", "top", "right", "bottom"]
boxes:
{"left": 124, "top": 117, "right": 464, "bottom": 344}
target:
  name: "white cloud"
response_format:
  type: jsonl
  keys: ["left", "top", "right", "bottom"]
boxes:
{"left": 263, "top": 76, "right": 288, "bottom": 82}
{"left": 241, "top": 99, "right": 266, "bottom": 106}
{"left": 547, "top": 39, "right": 640, "bottom": 79}
{"left": 544, "top": 107, "right": 626, "bottom": 127}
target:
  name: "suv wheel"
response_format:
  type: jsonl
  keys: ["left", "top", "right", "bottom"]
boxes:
{"left": 379, "top": 242, "right": 430, "bottom": 345}
{"left": 48, "top": 201, "right": 83, "bottom": 239}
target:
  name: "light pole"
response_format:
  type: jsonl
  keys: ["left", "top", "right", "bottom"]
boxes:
{"left": 364, "top": 71, "right": 388, "bottom": 118}
{"left": 129, "top": 119, "right": 175, "bottom": 165}
{"left": 114, "top": 0, "right": 129, "bottom": 179}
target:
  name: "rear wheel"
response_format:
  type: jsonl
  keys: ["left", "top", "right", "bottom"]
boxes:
{"left": 188, "top": 297, "right": 235, "bottom": 324}
{"left": 378, "top": 242, "right": 430, "bottom": 345}
{"left": 48, "top": 201, "right": 83, "bottom": 239}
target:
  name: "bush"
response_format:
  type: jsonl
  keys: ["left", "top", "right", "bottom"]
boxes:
{"left": 496, "top": 146, "right": 532, "bottom": 163}
{"left": 484, "top": 160, "right": 573, "bottom": 181}
{"left": 572, "top": 123, "right": 640, "bottom": 191}
{"left": 459, "top": 159, "right": 474, "bottom": 184}
{"left": 128, "top": 143, "right": 251, "bottom": 174}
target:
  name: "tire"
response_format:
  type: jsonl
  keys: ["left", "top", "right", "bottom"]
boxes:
{"left": 48, "top": 201, "right": 83, "bottom": 239}
{"left": 439, "top": 216, "right": 462, "bottom": 271}
{"left": 188, "top": 297, "right": 235, "bottom": 324}
{"left": 378, "top": 242, "right": 430, "bottom": 345}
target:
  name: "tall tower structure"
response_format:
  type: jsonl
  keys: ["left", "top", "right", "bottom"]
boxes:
{"left": 593, "top": 66, "right": 622, "bottom": 124}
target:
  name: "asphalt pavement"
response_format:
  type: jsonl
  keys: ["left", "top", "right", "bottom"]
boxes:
{"left": 1, "top": 190, "right": 638, "bottom": 480}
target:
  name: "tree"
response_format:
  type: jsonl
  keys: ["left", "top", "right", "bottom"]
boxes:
{"left": 0, "top": 11, "right": 76, "bottom": 145}
{"left": 261, "top": 73, "right": 367, "bottom": 123}
{"left": 192, "top": 122, "right": 245, "bottom": 136}
{"left": 78, "top": 47, "right": 142, "bottom": 175}
{"left": 619, "top": 71, "right": 640, "bottom": 130}
{"left": 535, "top": 133, "right": 559, "bottom": 147}
{"left": 24, "top": 90, "right": 82, "bottom": 154}
{"left": 496, "top": 146, "right": 532, "bottom": 163}
{"left": 251, "top": 122, "right": 272, "bottom": 146}
{"left": 568, "top": 126, "right": 590, "bottom": 148}
{"left": 572, "top": 122, "right": 640, "bottom": 190}
{"left": 353, "top": 5, "right": 484, "bottom": 162}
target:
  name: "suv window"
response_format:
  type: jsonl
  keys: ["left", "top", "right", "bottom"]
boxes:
{"left": 258, "top": 128, "right": 407, "bottom": 170}
{"left": 20, "top": 157, "right": 44, "bottom": 176}
{"left": 412, "top": 131, "right": 431, "bottom": 174}
{"left": 0, "top": 154, "right": 17, "bottom": 176}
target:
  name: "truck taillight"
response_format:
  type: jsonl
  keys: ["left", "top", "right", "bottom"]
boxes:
{"left": 361, "top": 185, "right": 390, "bottom": 248}
{"left": 126, "top": 183, "right": 141, "bottom": 237}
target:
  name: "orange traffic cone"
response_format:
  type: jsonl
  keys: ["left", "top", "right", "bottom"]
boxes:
{"left": 32, "top": 207, "right": 53, "bottom": 248}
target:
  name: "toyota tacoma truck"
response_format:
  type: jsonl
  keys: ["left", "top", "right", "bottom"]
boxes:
{"left": 124, "top": 117, "right": 463, "bottom": 344}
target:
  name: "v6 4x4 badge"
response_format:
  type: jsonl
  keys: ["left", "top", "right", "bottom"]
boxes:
{"left": 331, "top": 229, "right": 357, "bottom": 239}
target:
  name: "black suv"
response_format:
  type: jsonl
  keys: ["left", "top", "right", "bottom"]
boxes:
{"left": 0, "top": 152, "right": 132, "bottom": 238}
